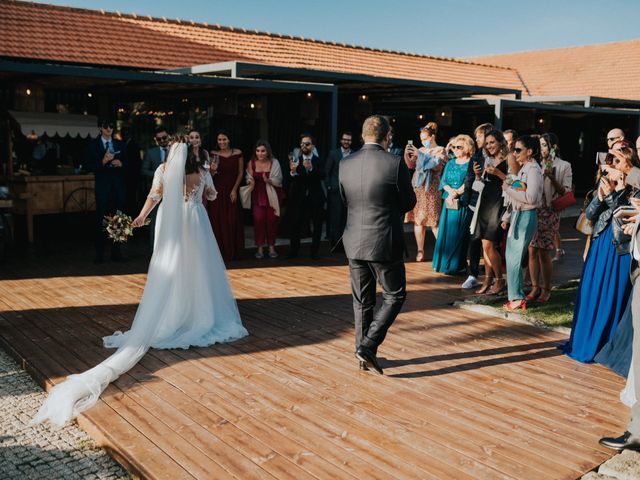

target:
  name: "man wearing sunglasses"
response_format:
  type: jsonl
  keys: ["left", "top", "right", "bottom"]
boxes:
{"left": 141, "top": 127, "right": 171, "bottom": 248}
{"left": 287, "top": 133, "right": 326, "bottom": 258}
{"left": 86, "top": 118, "right": 127, "bottom": 263}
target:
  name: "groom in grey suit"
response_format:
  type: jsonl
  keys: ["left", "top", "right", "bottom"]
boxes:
{"left": 339, "top": 115, "right": 416, "bottom": 374}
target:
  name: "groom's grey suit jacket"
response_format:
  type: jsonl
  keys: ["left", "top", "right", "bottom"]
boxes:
{"left": 339, "top": 143, "right": 416, "bottom": 262}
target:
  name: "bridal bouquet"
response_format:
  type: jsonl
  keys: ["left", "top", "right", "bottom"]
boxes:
{"left": 103, "top": 211, "right": 149, "bottom": 243}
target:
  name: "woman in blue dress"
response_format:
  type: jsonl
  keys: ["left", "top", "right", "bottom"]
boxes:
{"left": 432, "top": 134, "right": 474, "bottom": 274}
{"left": 565, "top": 147, "right": 640, "bottom": 363}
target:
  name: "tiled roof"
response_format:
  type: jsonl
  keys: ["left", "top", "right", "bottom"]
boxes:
{"left": 0, "top": 0, "right": 523, "bottom": 92}
{"left": 474, "top": 40, "right": 640, "bottom": 100}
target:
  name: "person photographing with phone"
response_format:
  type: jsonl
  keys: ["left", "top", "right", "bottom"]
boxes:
{"left": 565, "top": 147, "right": 640, "bottom": 366}
{"left": 86, "top": 118, "right": 127, "bottom": 263}
{"left": 404, "top": 122, "right": 446, "bottom": 262}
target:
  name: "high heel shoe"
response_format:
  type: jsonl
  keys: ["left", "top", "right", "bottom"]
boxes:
{"left": 416, "top": 250, "right": 424, "bottom": 262}
{"left": 536, "top": 288, "right": 551, "bottom": 303}
{"left": 476, "top": 280, "right": 493, "bottom": 294}
{"left": 488, "top": 278, "right": 506, "bottom": 295}
{"left": 503, "top": 299, "right": 526, "bottom": 311}
{"left": 525, "top": 286, "right": 541, "bottom": 301}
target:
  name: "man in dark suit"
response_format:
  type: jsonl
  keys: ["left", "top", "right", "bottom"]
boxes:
{"left": 141, "top": 127, "right": 170, "bottom": 248}
{"left": 324, "top": 131, "right": 353, "bottom": 248}
{"left": 86, "top": 118, "right": 127, "bottom": 263}
{"left": 339, "top": 115, "right": 416, "bottom": 374}
{"left": 287, "top": 133, "right": 326, "bottom": 258}
{"left": 387, "top": 125, "right": 404, "bottom": 159}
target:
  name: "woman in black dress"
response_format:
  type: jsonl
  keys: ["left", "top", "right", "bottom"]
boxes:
{"left": 471, "top": 130, "right": 509, "bottom": 294}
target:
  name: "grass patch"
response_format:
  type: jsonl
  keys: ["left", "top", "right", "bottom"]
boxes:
{"left": 470, "top": 284, "right": 577, "bottom": 329}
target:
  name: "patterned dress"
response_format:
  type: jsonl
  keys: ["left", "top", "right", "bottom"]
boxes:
{"left": 405, "top": 147, "right": 445, "bottom": 228}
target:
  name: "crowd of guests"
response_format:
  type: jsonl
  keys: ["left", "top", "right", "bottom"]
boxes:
{"left": 402, "top": 122, "right": 574, "bottom": 312}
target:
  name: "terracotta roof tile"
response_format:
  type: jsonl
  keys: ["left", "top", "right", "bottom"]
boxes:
{"left": 0, "top": 0, "right": 523, "bottom": 92}
{"left": 473, "top": 40, "right": 640, "bottom": 100}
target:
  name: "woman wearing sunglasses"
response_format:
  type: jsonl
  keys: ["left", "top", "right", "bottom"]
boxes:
{"left": 432, "top": 135, "right": 474, "bottom": 274}
{"left": 500, "top": 135, "right": 544, "bottom": 311}
{"left": 566, "top": 147, "right": 640, "bottom": 365}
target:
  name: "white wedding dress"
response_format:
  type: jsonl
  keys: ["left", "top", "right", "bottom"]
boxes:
{"left": 33, "top": 143, "right": 248, "bottom": 427}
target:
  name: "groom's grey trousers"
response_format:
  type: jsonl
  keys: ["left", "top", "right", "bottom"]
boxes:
{"left": 348, "top": 258, "right": 406, "bottom": 354}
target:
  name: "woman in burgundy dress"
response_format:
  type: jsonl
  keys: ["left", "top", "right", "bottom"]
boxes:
{"left": 207, "top": 130, "right": 245, "bottom": 261}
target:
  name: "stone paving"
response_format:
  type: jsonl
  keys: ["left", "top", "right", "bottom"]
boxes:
{"left": 0, "top": 347, "right": 130, "bottom": 480}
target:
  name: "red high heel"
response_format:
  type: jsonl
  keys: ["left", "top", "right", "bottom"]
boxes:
{"left": 503, "top": 299, "right": 527, "bottom": 311}
{"left": 525, "top": 286, "right": 541, "bottom": 301}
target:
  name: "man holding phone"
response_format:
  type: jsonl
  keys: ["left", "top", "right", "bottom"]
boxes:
{"left": 86, "top": 118, "right": 127, "bottom": 263}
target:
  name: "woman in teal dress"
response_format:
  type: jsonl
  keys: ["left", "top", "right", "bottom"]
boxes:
{"left": 432, "top": 134, "right": 474, "bottom": 274}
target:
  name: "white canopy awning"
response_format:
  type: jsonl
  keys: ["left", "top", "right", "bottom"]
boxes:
{"left": 9, "top": 110, "right": 98, "bottom": 138}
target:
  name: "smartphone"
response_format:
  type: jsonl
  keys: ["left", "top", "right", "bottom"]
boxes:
{"left": 407, "top": 140, "right": 413, "bottom": 146}
{"left": 614, "top": 206, "right": 638, "bottom": 219}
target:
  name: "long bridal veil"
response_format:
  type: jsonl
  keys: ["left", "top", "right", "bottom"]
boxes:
{"left": 33, "top": 142, "right": 246, "bottom": 427}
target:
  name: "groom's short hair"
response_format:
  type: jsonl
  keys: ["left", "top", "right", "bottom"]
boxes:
{"left": 362, "top": 115, "right": 390, "bottom": 143}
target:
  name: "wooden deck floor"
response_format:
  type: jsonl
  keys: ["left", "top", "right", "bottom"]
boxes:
{"left": 0, "top": 250, "right": 629, "bottom": 480}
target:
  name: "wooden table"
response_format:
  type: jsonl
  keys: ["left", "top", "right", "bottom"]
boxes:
{"left": 9, "top": 174, "right": 95, "bottom": 242}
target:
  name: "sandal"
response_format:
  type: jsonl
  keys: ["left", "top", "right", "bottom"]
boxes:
{"left": 489, "top": 278, "right": 506, "bottom": 295}
{"left": 476, "top": 279, "right": 493, "bottom": 294}
{"left": 416, "top": 250, "right": 424, "bottom": 262}
{"left": 503, "top": 299, "right": 527, "bottom": 311}
{"left": 525, "top": 286, "right": 541, "bottom": 301}
{"left": 536, "top": 288, "right": 552, "bottom": 303}
{"left": 255, "top": 251, "right": 264, "bottom": 259}
{"left": 552, "top": 248, "right": 565, "bottom": 263}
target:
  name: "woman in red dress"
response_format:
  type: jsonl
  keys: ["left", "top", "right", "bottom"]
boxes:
{"left": 207, "top": 130, "right": 245, "bottom": 261}
{"left": 246, "top": 140, "right": 283, "bottom": 259}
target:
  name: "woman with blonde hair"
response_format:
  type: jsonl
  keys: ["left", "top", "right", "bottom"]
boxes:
{"left": 432, "top": 134, "right": 474, "bottom": 273}
{"left": 404, "top": 122, "right": 446, "bottom": 261}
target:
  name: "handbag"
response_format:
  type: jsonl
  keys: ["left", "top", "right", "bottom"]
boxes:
{"left": 445, "top": 196, "right": 459, "bottom": 210}
{"left": 551, "top": 191, "right": 577, "bottom": 211}
{"left": 575, "top": 211, "right": 593, "bottom": 236}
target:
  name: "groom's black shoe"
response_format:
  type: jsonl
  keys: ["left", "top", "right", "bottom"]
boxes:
{"left": 359, "top": 361, "right": 369, "bottom": 371}
{"left": 599, "top": 431, "right": 640, "bottom": 450}
{"left": 355, "top": 347, "right": 383, "bottom": 375}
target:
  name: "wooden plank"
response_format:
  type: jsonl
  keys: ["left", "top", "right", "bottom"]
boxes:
{"left": 0, "top": 255, "right": 629, "bottom": 480}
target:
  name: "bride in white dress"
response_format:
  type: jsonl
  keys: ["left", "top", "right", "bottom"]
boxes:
{"left": 34, "top": 141, "right": 249, "bottom": 427}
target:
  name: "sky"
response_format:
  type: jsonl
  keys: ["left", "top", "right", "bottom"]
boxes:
{"left": 33, "top": 0, "right": 639, "bottom": 57}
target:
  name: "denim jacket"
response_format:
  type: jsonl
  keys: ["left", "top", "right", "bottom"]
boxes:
{"left": 586, "top": 187, "right": 640, "bottom": 254}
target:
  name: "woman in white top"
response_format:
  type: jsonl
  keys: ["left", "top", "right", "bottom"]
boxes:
{"left": 33, "top": 140, "right": 248, "bottom": 427}
{"left": 527, "top": 133, "right": 573, "bottom": 303}
{"left": 501, "top": 135, "right": 544, "bottom": 311}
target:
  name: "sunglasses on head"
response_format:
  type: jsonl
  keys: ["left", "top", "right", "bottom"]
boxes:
{"left": 608, "top": 136, "right": 622, "bottom": 142}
